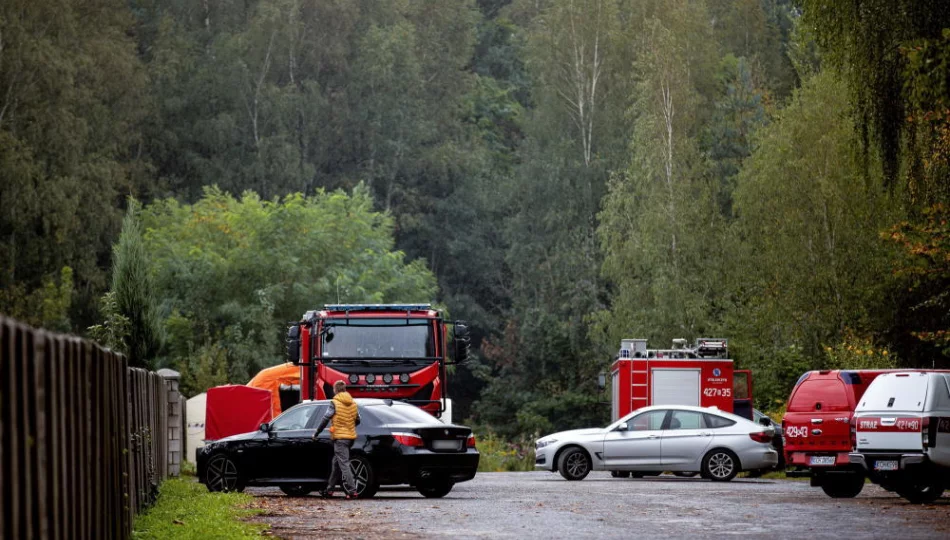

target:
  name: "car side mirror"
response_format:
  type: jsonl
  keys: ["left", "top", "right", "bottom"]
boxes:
{"left": 617, "top": 422, "right": 628, "bottom": 432}
{"left": 259, "top": 423, "right": 270, "bottom": 432}
{"left": 758, "top": 417, "right": 771, "bottom": 427}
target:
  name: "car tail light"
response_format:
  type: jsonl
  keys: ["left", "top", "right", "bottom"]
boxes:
{"left": 749, "top": 431, "right": 772, "bottom": 444}
{"left": 850, "top": 417, "right": 857, "bottom": 449}
{"left": 392, "top": 432, "right": 424, "bottom": 447}
{"left": 466, "top": 434, "right": 476, "bottom": 448}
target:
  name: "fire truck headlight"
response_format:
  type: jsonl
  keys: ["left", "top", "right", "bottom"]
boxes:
{"left": 383, "top": 373, "right": 393, "bottom": 384}
{"left": 348, "top": 373, "right": 359, "bottom": 384}
{"left": 399, "top": 373, "right": 410, "bottom": 384}
{"left": 536, "top": 438, "right": 557, "bottom": 450}
{"left": 365, "top": 373, "right": 376, "bottom": 384}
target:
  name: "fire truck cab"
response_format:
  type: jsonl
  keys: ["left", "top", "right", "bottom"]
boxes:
{"left": 285, "top": 304, "right": 469, "bottom": 417}
{"left": 610, "top": 338, "right": 753, "bottom": 422}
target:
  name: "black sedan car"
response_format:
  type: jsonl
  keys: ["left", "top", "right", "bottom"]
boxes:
{"left": 197, "top": 398, "right": 479, "bottom": 498}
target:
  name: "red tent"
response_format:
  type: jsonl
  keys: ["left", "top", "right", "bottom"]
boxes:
{"left": 205, "top": 385, "right": 272, "bottom": 441}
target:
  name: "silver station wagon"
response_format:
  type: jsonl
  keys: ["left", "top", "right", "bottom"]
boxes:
{"left": 535, "top": 405, "right": 778, "bottom": 482}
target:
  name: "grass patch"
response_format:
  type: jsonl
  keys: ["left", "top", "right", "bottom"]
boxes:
{"left": 743, "top": 470, "right": 808, "bottom": 481}
{"left": 475, "top": 431, "right": 536, "bottom": 472}
{"left": 132, "top": 478, "right": 266, "bottom": 539}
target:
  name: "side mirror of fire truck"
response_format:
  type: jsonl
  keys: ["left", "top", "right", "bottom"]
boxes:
{"left": 450, "top": 322, "right": 471, "bottom": 365}
{"left": 286, "top": 324, "right": 301, "bottom": 365}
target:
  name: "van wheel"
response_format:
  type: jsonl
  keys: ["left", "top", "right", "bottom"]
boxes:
{"left": 557, "top": 447, "right": 591, "bottom": 481}
{"left": 702, "top": 449, "right": 739, "bottom": 482}
{"left": 820, "top": 473, "right": 865, "bottom": 498}
{"left": 897, "top": 478, "right": 945, "bottom": 504}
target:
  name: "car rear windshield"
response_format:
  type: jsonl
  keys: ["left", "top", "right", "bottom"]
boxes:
{"left": 858, "top": 375, "right": 929, "bottom": 412}
{"left": 361, "top": 403, "right": 443, "bottom": 426}
{"left": 787, "top": 379, "right": 851, "bottom": 412}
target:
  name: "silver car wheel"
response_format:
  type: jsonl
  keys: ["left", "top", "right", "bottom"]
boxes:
{"left": 566, "top": 452, "right": 589, "bottom": 477}
{"left": 707, "top": 452, "right": 734, "bottom": 480}
{"left": 206, "top": 454, "right": 240, "bottom": 492}
{"left": 350, "top": 457, "right": 369, "bottom": 494}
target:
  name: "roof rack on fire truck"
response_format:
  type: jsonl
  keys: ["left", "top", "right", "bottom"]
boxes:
{"left": 617, "top": 337, "right": 729, "bottom": 360}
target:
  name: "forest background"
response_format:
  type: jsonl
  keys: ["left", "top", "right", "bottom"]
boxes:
{"left": 3, "top": 0, "right": 950, "bottom": 438}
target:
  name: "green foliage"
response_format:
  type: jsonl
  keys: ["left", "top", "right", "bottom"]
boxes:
{"left": 132, "top": 478, "right": 265, "bottom": 539}
{"left": 473, "top": 430, "right": 537, "bottom": 472}
{"left": 141, "top": 186, "right": 437, "bottom": 388}
{"left": 730, "top": 70, "right": 900, "bottom": 405}
{"left": 0, "top": 0, "right": 149, "bottom": 329}
{"left": 799, "top": 0, "right": 950, "bottom": 190}
{"left": 87, "top": 291, "right": 132, "bottom": 355}
{"left": 0, "top": 267, "right": 74, "bottom": 332}
{"left": 112, "top": 200, "right": 164, "bottom": 368}
{"left": 823, "top": 332, "right": 898, "bottom": 370}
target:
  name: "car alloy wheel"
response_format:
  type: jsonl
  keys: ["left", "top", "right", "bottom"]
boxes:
{"left": 703, "top": 450, "right": 738, "bottom": 482}
{"left": 206, "top": 454, "right": 242, "bottom": 492}
{"left": 558, "top": 447, "right": 591, "bottom": 481}
{"left": 348, "top": 456, "right": 378, "bottom": 498}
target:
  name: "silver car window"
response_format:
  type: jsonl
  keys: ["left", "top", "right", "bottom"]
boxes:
{"left": 668, "top": 410, "right": 703, "bottom": 430}
{"left": 629, "top": 410, "right": 667, "bottom": 431}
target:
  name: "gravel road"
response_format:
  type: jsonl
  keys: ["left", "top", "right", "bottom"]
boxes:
{"left": 249, "top": 472, "right": 950, "bottom": 539}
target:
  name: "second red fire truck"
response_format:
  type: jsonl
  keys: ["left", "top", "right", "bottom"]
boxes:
{"left": 610, "top": 338, "right": 753, "bottom": 421}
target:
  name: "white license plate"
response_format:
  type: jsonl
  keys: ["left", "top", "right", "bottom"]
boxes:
{"left": 809, "top": 456, "right": 836, "bottom": 466}
{"left": 874, "top": 460, "right": 899, "bottom": 471}
{"left": 432, "top": 440, "right": 461, "bottom": 450}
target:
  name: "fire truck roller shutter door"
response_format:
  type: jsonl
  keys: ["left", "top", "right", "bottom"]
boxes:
{"left": 652, "top": 369, "right": 701, "bottom": 407}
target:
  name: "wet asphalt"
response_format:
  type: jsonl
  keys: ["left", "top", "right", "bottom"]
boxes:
{"left": 249, "top": 471, "right": 950, "bottom": 539}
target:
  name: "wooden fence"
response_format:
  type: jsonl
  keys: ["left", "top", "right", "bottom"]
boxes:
{"left": 1, "top": 316, "right": 172, "bottom": 539}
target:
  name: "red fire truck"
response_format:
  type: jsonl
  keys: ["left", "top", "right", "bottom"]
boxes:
{"left": 610, "top": 338, "right": 753, "bottom": 421}
{"left": 285, "top": 304, "right": 469, "bottom": 417}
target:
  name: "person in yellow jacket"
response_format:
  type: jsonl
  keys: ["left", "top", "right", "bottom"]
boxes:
{"left": 313, "top": 380, "right": 360, "bottom": 498}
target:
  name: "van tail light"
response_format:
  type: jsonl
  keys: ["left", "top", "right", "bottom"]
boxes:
{"left": 466, "top": 434, "right": 476, "bottom": 448}
{"left": 922, "top": 417, "right": 934, "bottom": 448}
{"left": 392, "top": 432, "right": 424, "bottom": 447}
{"left": 749, "top": 431, "right": 772, "bottom": 444}
{"left": 850, "top": 417, "right": 857, "bottom": 449}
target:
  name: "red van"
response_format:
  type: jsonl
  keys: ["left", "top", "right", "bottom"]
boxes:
{"left": 782, "top": 370, "right": 893, "bottom": 498}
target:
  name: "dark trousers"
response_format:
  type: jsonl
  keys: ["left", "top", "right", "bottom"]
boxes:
{"left": 328, "top": 439, "right": 356, "bottom": 494}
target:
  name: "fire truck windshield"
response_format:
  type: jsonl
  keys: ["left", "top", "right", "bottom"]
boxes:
{"left": 322, "top": 319, "right": 434, "bottom": 360}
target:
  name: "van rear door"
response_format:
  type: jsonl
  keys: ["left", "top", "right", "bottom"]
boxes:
{"left": 783, "top": 374, "right": 854, "bottom": 459}
{"left": 854, "top": 373, "right": 928, "bottom": 452}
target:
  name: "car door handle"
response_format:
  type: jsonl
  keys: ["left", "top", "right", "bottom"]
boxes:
{"left": 648, "top": 434, "right": 659, "bottom": 439}
{"left": 698, "top": 432, "right": 711, "bottom": 437}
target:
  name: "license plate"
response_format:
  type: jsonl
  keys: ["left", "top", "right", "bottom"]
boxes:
{"left": 809, "top": 456, "right": 835, "bottom": 466}
{"left": 432, "top": 440, "right": 461, "bottom": 450}
{"left": 874, "top": 460, "right": 899, "bottom": 471}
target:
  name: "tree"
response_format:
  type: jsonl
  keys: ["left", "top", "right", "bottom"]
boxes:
{"left": 141, "top": 185, "right": 438, "bottom": 385}
{"left": 111, "top": 200, "right": 164, "bottom": 368}
{"left": 730, "top": 70, "right": 901, "bottom": 405}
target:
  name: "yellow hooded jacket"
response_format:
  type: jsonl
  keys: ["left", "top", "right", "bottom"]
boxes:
{"left": 330, "top": 392, "right": 359, "bottom": 440}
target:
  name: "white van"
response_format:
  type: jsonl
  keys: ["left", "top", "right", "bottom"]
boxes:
{"left": 849, "top": 371, "right": 950, "bottom": 503}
